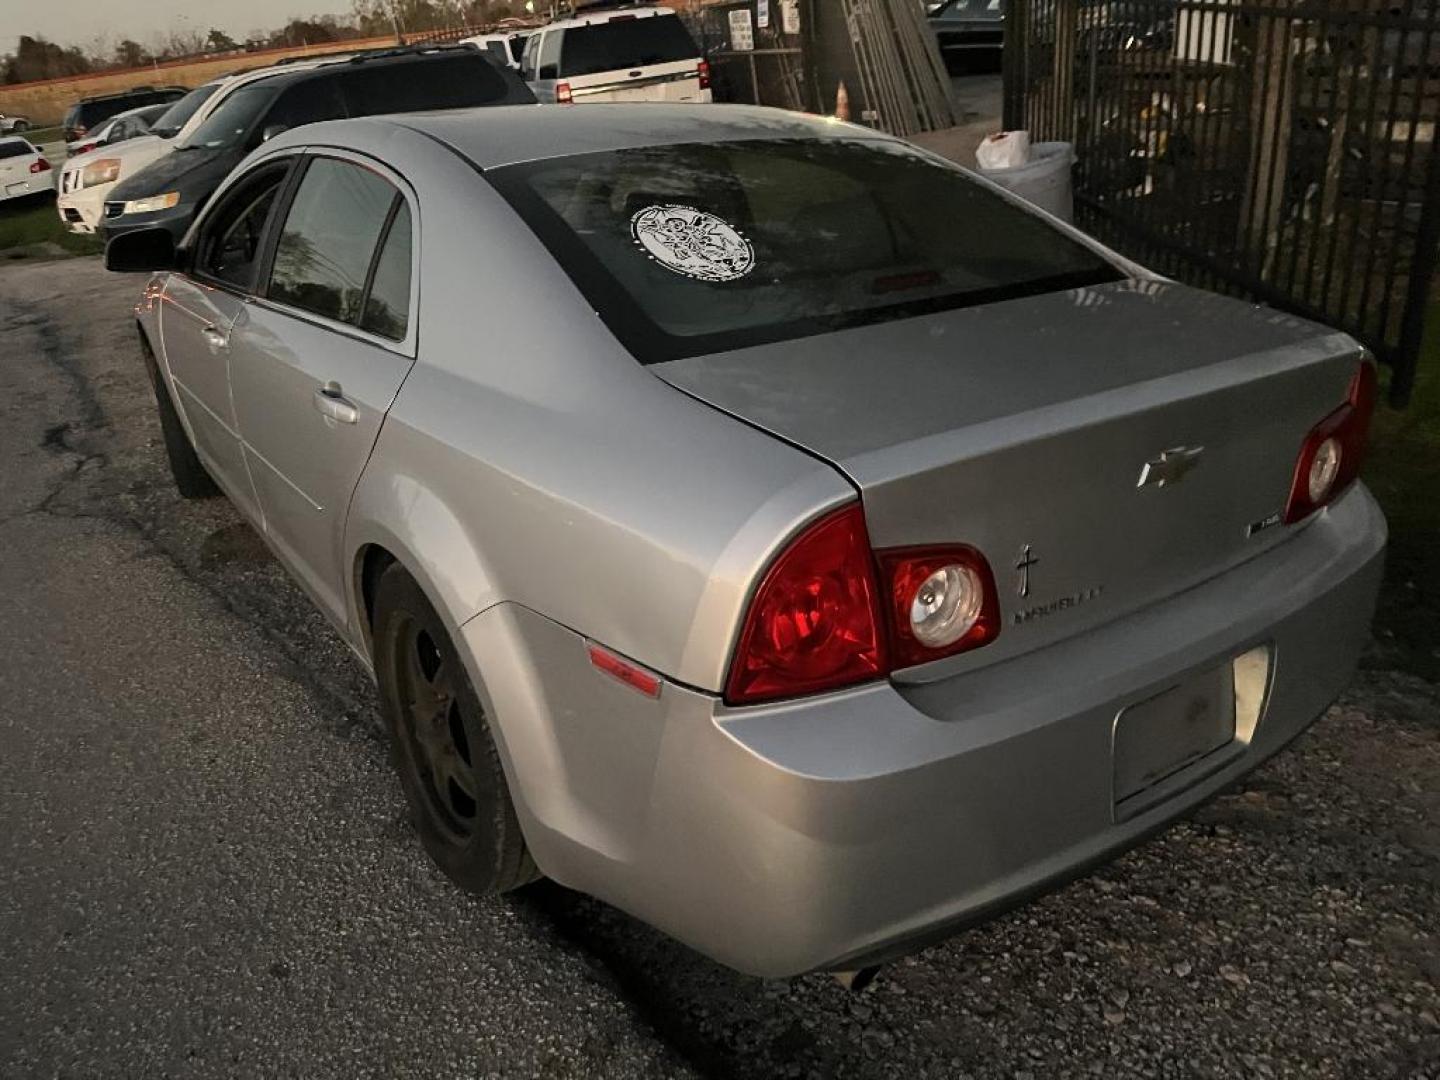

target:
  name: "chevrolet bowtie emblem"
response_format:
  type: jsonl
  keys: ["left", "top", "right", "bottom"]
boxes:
{"left": 1137, "top": 446, "right": 1205, "bottom": 489}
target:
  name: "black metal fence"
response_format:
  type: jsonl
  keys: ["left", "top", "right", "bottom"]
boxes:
{"left": 1003, "top": 0, "right": 1440, "bottom": 404}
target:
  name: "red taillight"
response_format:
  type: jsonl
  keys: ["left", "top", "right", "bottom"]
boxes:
{"left": 30, "top": 157, "right": 50, "bottom": 174}
{"left": 556, "top": 82, "right": 574, "bottom": 104}
{"left": 725, "top": 504, "right": 887, "bottom": 705}
{"left": 879, "top": 546, "right": 1001, "bottom": 669}
{"left": 725, "top": 504, "right": 1003, "bottom": 705}
{"left": 1282, "top": 360, "right": 1378, "bottom": 524}
{"left": 75, "top": 142, "right": 96, "bottom": 155}
{"left": 697, "top": 59, "right": 711, "bottom": 90}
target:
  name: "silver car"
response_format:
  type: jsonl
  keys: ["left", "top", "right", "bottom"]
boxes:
{"left": 105, "top": 105, "right": 1386, "bottom": 980}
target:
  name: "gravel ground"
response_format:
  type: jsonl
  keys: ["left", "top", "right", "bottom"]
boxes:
{"left": 0, "top": 256, "right": 1437, "bottom": 1079}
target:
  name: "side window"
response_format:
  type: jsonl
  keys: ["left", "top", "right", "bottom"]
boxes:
{"left": 361, "top": 202, "right": 412, "bottom": 341}
{"left": 538, "top": 31, "right": 562, "bottom": 80}
{"left": 194, "top": 164, "right": 291, "bottom": 291}
{"left": 341, "top": 56, "right": 508, "bottom": 115}
{"left": 257, "top": 80, "right": 346, "bottom": 144}
{"left": 267, "top": 157, "right": 400, "bottom": 328}
{"left": 521, "top": 33, "right": 541, "bottom": 80}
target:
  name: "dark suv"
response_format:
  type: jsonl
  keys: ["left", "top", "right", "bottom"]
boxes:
{"left": 63, "top": 86, "right": 187, "bottom": 144}
{"left": 102, "top": 46, "right": 535, "bottom": 243}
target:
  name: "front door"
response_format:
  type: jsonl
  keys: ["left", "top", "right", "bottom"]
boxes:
{"left": 160, "top": 159, "right": 295, "bottom": 517}
{"left": 227, "top": 154, "right": 417, "bottom": 626}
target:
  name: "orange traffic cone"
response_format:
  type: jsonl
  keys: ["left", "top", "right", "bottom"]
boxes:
{"left": 835, "top": 80, "right": 850, "bottom": 122}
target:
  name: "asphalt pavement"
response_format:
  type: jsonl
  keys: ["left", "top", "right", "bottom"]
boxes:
{"left": 1, "top": 256, "right": 1438, "bottom": 1079}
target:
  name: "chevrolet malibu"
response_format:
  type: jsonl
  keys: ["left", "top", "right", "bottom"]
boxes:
{"left": 104, "top": 105, "right": 1386, "bottom": 979}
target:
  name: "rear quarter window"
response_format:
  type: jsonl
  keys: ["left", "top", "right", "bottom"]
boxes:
{"left": 340, "top": 54, "right": 515, "bottom": 113}
{"left": 560, "top": 15, "right": 699, "bottom": 77}
{"left": 0, "top": 141, "right": 34, "bottom": 159}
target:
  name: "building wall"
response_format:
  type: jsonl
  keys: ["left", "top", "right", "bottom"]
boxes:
{"left": 0, "top": 36, "right": 399, "bottom": 127}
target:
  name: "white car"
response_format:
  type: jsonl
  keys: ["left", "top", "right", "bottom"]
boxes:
{"left": 520, "top": 5, "right": 711, "bottom": 104}
{"left": 65, "top": 102, "right": 169, "bottom": 158}
{"left": 57, "top": 57, "right": 355, "bottom": 234}
{"left": 0, "top": 114, "right": 31, "bottom": 134}
{"left": 460, "top": 31, "right": 528, "bottom": 69}
{"left": 0, "top": 137, "right": 53, "bottom": 203}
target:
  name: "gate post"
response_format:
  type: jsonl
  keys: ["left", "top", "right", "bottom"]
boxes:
{"left": 1392, "top": 137, "right": 1440, "bottom": 407}
{"left": 1002, "top": 0, "right": 1028, "bottom": 130}
{"left": 1051, "top": 0, "right": 1078, "bottom": 141}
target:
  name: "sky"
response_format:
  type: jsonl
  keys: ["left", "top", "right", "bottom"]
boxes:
{"left": 0, "top": 0, "right": 348, "bottom": 53}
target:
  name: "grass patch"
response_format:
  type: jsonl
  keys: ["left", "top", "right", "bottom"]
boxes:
{"left": 20, "top": 126, "right": 62, "bottom": 145}
{"left": 0, "top": 194, "right": 101, "bottom": 258}
{"left": 1364, "top": 310, "right": 1440, "bottom": 680}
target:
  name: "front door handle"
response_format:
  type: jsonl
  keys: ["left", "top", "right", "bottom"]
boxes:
{"left": 313, "top": 383, "right": 359, "bottom": 425}
{"left": 201, "top": 325, "right": 230, "bottom": 353}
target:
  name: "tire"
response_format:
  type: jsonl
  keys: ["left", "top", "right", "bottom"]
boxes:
{"left": 12, "top": 120, "right": 27, "bottom": 132}
{"left": 140, "top": 338, "right": 219, "bottom": 499}
{"left": 373, "top": 564, "right": 538, "bottom": 894}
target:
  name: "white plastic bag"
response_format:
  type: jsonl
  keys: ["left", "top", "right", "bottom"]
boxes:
{"left": 976, "top": 130, "right": 1031, "bottom": 171}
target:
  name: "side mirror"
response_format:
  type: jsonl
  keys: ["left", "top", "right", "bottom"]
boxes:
{"left": 261, "top": 124, "right": 288, "bottom": 143}
{"left": 104, "top": 227, "right": 177, "bottom": 273}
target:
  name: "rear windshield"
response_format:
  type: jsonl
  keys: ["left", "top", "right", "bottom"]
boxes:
{"left": 0, "top": 141, "right": 33, "bottom": 159}
{"left": 151, "top": 82, "right": 221, "bottom": 138}
{"left": 560, "top": 15, "right": 699, "bottom": 77}
{"left": 487, "top": 138, "right": 1121, "bottom": 362}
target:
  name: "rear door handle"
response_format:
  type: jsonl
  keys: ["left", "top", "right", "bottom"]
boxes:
{"left": 313, "top": 383, "right": 358, "bottom": 425}
{"left": 201, "top": 325, "right": 229, "bottom": 353}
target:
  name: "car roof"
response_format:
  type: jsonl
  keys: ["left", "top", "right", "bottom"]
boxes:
{"left": 537, "top": 4, "right": 677, "bottom": 30}
{"left": 76, "top": 86, "right": 158, "bottom": 104}
{"left": 107, "top": 102, "right": 169, "bottom": 123}
{"left": 353, "top": 103, "right": 889, "bottom": 171}
{"left": 231, "top": 44, "right": 490, "bottom": 93}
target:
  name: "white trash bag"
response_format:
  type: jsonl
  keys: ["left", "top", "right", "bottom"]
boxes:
{"left": 975, "top": 136, "right": 1075, "bottom": 224}
{"left": 975, "top": 130, "right": 1031, "bottom": 171}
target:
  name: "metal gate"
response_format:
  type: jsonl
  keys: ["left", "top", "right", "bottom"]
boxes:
{"left": 1004, "top": 0, "right": 1440, "bottom": 404}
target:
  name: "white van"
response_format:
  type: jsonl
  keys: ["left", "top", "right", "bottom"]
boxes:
{"left": 460, "top": 31, "right": 529, "bottom": 69}
{"left": 520, "top": 5, "right": 711, "bottom": 105}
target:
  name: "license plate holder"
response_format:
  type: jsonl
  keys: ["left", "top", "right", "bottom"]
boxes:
{"left": 5, "top": 181, "right": 28, "bottom": 196}
{"left": 1114, "top": 663, "right": 1236, "bottom": 806}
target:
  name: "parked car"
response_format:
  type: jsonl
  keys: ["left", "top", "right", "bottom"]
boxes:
{"left": 929, "top": 0, "right": 1005, "bottom": 71}
{"left": 62, "top": 86, "right": 186, "bottom": 145}
{"left": 460, "top": 31, "right": 529, "bottom": 69}
{"left": 520, "top": 4, "right": 710, "bottom": 104}
{"left": 0, "top": 137, "right": 53, "bottom": 204}
{"left": 101, "top": 46, "right": 535, "bottom": 244}
{"left": 105, "top": 104, "right": 1386, "bottom": 980}
{"left": 0, "top": 113, "right": 31, "bottom": 133}
{"left": 60, "top": 63, "right": 349, "bottom": 235}
{"left": 66, "top": 102, "right": 169, "bottom": 157}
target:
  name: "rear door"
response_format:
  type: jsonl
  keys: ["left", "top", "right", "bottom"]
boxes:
{"left": 559, "top": 15, "right": 708, "bottom": 103}
{"left": 227, "top": 152, "right": 417, "bottom": 625}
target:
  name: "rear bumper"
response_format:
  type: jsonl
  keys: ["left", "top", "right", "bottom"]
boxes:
{"left": 463, "top": 484, "right": 1385, "bottom": 977}
{"left": 0, "top": 173, "right": 54, "bottom": 201}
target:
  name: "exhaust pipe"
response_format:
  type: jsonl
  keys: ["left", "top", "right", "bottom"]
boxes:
{"left": 832, "top": 966, "right": 882, "bottom": 993}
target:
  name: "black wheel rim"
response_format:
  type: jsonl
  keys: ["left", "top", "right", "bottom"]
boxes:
{"left": 392, "top": 615, "right": 479, "bottom": 842}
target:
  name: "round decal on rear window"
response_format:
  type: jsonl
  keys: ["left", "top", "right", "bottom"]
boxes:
{"left": 629, "top": 204, "right": 755, "bottom": 283}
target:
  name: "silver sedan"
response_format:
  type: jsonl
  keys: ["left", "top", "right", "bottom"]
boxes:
{"left": 105, "top": 104, "right": 1386, "bottom": 979}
